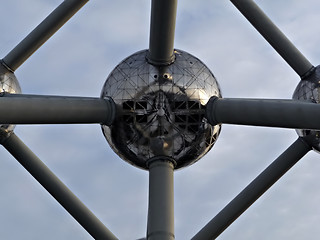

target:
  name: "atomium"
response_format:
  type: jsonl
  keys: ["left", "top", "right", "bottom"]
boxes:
{"left": 2, "top": 0, "right": 320, "bottom": 239}
{"left": 101, "top": 49, "right": 221, "bottom": 169}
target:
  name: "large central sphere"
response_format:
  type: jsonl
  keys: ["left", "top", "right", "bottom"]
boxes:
{"left": 101, "top": 50, "right": 221, "bottom": 170}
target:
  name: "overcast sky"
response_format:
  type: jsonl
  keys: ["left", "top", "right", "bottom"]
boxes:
{"left": 1, "top": 0, "right": 320, "bottom": 239}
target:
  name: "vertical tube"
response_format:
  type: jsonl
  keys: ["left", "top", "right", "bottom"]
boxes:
{"left": 147, "top": 158, "right": 175, "bottom": 240}
{"left": 147, "top": 0, "right": 177, "bottom": 65}
{"left": 1, "top": 132, "right": 118, "bottom": 240}
{"left": 192, "top": 137, "right": 311, "bottom": 240}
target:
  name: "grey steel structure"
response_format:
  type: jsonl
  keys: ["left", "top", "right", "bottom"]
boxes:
{"left": 0, "top": 0, "right": 319, "bottom": 239}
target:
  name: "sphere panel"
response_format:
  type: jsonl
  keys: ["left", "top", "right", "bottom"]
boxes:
{"left": 101, "top": 50, "right": 221, "bottom": 169}
{"left": 0, "top": 63, "right": 22, "bottom": 132}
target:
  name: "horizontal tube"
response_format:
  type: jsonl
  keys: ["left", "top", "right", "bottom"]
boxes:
{"left": 0, "top": 94, "right": 115, "bottom": 125}
{"left": 207, "top": 97, "right": 320, "bottom": 130}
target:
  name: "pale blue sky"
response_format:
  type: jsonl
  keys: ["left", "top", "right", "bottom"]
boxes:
{"left": 1, "top": 0, "right": 320, "bottom": 239}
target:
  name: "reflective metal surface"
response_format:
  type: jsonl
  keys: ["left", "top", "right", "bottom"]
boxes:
{"left": 293, "top": 65, "right": 320, "bottom": 151}
{"left": 0, "top": 62, "right": 22, "bottom": 132}
{"left": 101, "top": 49, "right": 221, "bottom": 170}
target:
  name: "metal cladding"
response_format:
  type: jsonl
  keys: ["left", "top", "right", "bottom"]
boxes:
{"left": 0, "top": 62, "right": 22, "bottom": 132}
{"left": 101, "top": 49, "right": 221, "bottom": 170}
{"left": 293, "top": 65, "right": 320, "bottom": 151}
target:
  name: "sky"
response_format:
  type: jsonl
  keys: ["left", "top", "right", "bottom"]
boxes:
{"left": 1, "top": 0, "right": 320, "bottom": 239}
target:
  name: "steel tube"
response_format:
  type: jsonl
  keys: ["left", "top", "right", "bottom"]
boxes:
{"left": 230, "top": 0, "right": 313, "bottom": 78}
{"left": 2, "top": 0, "right": 88, "bottom": 71}
{"left": 147, "top": 158, "right": 175, "bottom": 240}
{"left": 0, "top": 94, "right": 115, "bottom": 125}
{"left": 0, "top": 132, "right": 118, "bottom": 240}
{"left": 147, "top": 0, "right": 177, "bottom": 65}
{"left": 192, "top": 137, "right": 311, "bottom": 240}
{"left": 207, "top": 97, "right": 320, "bottom": 130}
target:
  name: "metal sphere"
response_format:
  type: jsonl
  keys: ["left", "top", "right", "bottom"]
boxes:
{"left": 101, "top": 49, "right": 221, "bottom": 170}
{"left": 0, "top": 62, "right": 22, "bottom": 132}
{"left": 293, "top": 65, "right": 320, "bottom": 151}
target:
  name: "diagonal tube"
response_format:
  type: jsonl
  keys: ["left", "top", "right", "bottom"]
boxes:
{"left": 206, "top": 97, "right": 320, "bottom": 130}
{"left": 0, "top": 132, "right": 118, "bottom": 240}
{"left": 192, "top": 137, "right": 311, "bottom": 240}
{"left": 0, "top": 93, "right": 115, "bottom": 125}
{"left": 2, "top": 0, "right": 88, "bottom": 72}
{"left": 147, "top": 0, "right": 177, "bottom": 65}
{"left": 230, "top": 0, "right": 314, "bottom": 78}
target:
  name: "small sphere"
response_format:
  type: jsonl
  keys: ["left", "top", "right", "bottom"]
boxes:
{"left": 0, "top": 62, "right": 22, "bottom": 132}
{"left": 292, "top": 65, "right": 320, "bottom": 151}
{"left": 101, "top": 50, "right": 221, "bottom": 170}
